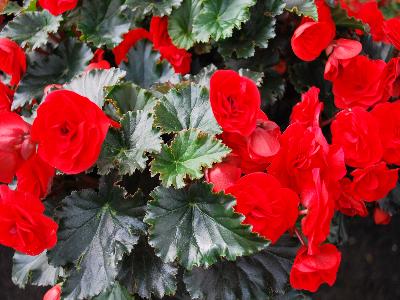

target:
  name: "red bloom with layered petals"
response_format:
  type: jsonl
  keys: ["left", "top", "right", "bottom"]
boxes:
{"left": 290, "top": 86, "right": 323, "bottom": 127}
{"left": 384, "top": 18, "right": 400, "bottom": 50}
{"left": 226, "top": 172, "right": 299, "bottom": 243}
{"left": 290, "top": 244, "right": 341, "bottom": 292}
{"left": 0, "top": 38, "right": 26, "bottom": 86}
{"left": 374, "top": 207, "right": 391, "bottom": 225}
{"left": 31, "top": 90, "right": 114, "bottom": 174}
{"left": 336, "top": 178, "right": 368, "bottom": 217}
{"left": 113, "top": 28, "right": 152, "bottom": 65}
{"left": 85, "top": 49, "right": 111, "bottom": 72}
{"left": 0, "top": 80, "right": 13, "bottom": 112}
{"left": 0, "top": 186, "right": 58, "bottom": 255}
{"left": 38, "top": 0, "right": 78, "bottom": 16}
{"left": 205, "top": 154, "right": 242, "bottom": 192}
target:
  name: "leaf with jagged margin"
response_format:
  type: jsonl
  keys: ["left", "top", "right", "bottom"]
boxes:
{"left": 284, "top": 0, "right": 318, "bottom": 21}
{"left": 126, "top": 0, "right": 183, "bottom": 16}
{"left": 93, "top": 282, "right": 134, "bottom": 300}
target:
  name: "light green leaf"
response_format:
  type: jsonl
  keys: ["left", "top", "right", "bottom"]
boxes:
{"left": 120, "top": 40, "right": 179, "bottom": 89}
{"left": 168, "top": 0, "right": 202, "bottom": 49}
{"left": 64, "top": 68, "right": 126, "bottom": 107}
{"left": 284, "top": 0, "right": 318, "bottom": 21}
{"left": 93, "top": 282, "right": 134, "bottom": 300}
{"left": 13, "top": 38, "right": 92, "bottom": 109}
{"left": 193, "top": 0, "right": 257, "bottom": 42}
{"left": 150, "top": 130, "right": 230, "bottom": 188}
{"left": 118, "top": 238, "right": 178, "bottom": 299}
{"left": 77, "top": 0, "right": 131, "bottom": 47}
{"left": 145, "top": 182, "right": 269, "bottom": 270}
{"left": 126, "top": 0, "right": 183, "bottom": 16}
{"left": 98, "top": 111, "right": 162, "bottom": 175}
{"left": 0, "top": 11, "right": 61, "bottom": 49}
{"left": 49, "top": 176, "right": 147, "bottom": 299}
{"left": 12, "top": 251, "right": 64, "bottom": 288}
{"left": 154, "top": 83, "right": 221, "bottom": 134}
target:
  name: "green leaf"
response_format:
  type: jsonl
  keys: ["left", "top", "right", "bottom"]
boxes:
{"left": 168, "top": 0, "right": 202, "bottom": 49}
{"left": 77, "top": 0, "right": 131, "bottom": 47}
{"left": 284, "top": 0, "right": 318, "bottom": 21}
{"left": 154, "top": 83, "right": 221, "bottom": 134}
{"left": 98, "top": 111, "right": 162, "bottom": 175}
{"left": 218, "top": 0, "right": 285, "bottom": 58}
{"left": 150, "top": 130, "right": 230, "bottom": 188}
{"left": 192, "top": 0, "right": 257, "bottom": 42}
{"left": 93, "top": 282, "right": 134, "bottom": 300}
{"left": 378, "top": 181, "right": 400, "bottom": 215}
{"left": 331, "top": 4, "right": 366, "bottom": 31}
{"left": 126, "top": 0, "right": 183, "bottom": 16}
{"left": 118, "top": 238, "right": 178, "bottom": 299}
{"left": 184, "top": 235, "right": 299, "bottom": 299}
{"left": 238, "top": 68, "right": 264, "bottom": 86}
{"left": 13, "top": 38, "right": 92, "bottom": 109}
{"left": 145, "top": 182, "right": 269, "bottom": 270}
{"left": 64, "top": 68, "right": 126, "bottom": 107}
{"left": 48, "top": 176, "right": 147, "bottom": 299}
{"left": 120, "top": 40, "right": 179, "bottom": 89}
{"left": 188, "top": 64, "right": 218, "bottom": 88}
{"left": 107, "top": 82, "right": 157, "bottom": 114}
{"left": 12, "top": 251, "right": 64, "bottom": 288}
{"left": 0, "top": 11, "right": 61, "bottom": 49}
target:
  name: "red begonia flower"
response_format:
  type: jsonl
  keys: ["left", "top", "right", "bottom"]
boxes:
{"left": 290, "top": 244, "right": 341, "bottom": 292}
{"left": 380, "top": 57, "right": 400, "bottom": 100}
{"left": 205, "top": 154, "right": 241, "bottom": 192}
{"left": 113, "top": 28, "right": 152, "bottom": 65}
{"left": 383, "top": 18, "right": 400, "bottom": 50}
{"left": 16, "top": 154, "right": 55, "bottom": 199}
{"left": 38, "top": 0, "right": 78, "bottom": 16}
{"left": 371, "top": 101, "right": 400, "bottom": 165}
{"left": 85, "top": 49, "right": 111, "bottom": 72}
{"left": 158, "top": 45, "right": 192, "bottom": 74}
{"left": 0, "top": 38, "right": 26, "bottom": 86}
{"left": 31, "top": 90, "right": 113, "bottom": 174}
{"left": 43, "top": 285, "right": 61, "bottom": 300}
{"left": 351, "top": 162, "right": 398, "bottom": 202}
{"left": 290, "top": 86, "right": 323, "bottom": 127}
{"left": 373, "top": 207, "right": 391, "bottom": 225}
{"left": 0, "top": 111, "right": 35, "bottom": 183}
{"left": 331, "top": 107, "right": 383, "bottom": 168}
{"left": 210, "top": 70, "right": 261, "bottom": 136}
{"left": 0, "top": 185, "right": 58, "bottom": 255}
{"left": 0, "top": 80, "right": 13, "bottom": 112}
{"left": 150, "top": 16, "right": 172, "bottom": 49}
{"left": 336, "top": 178, "right": 368, "bottom": 217}
{"left": 226, "top": 172, "right": 299, "bottom": 243}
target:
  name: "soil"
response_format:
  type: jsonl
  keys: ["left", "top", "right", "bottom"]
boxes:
{"left": 1, "top": 215, "right": 400, "bottom": 300}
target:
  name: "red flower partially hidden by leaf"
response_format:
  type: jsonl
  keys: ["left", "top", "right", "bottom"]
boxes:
{"left": 290, "top": 244, "right": 341, "bottom": 292}
{"left": 0, "top": 38, "right": 26, "bottom": 86}
{"left": 210, "top": 70, "right": 261, "bottom": 137}
{"left": 38, "top": 0, "right": 78, "bottom": 16}
{"left": 384, "top": 18, "right": 400, "bottom": 50}
{"left": 374, "top": 207, "right": 391, "bottom": 225}
{"left": 0, "top": 186, "right": 58, "bottom": 255}
{"left": 205, "top": 154, "right": 241, "bottom": 192}
{"left": 0, "top": 111, "right": 35, "bottom": 183}
{"left": 158, "top": 45, "right": 192, "bottom": 74}
{"left": 290, "top": 86, "right": 323, "bottom": 127}
{"left": 31, "top": 90, "right": 114, "bottom": 174}
{"left": 113, "top": 28, "right": 152, "bottom": 65}
{"left": 150, "top": 16, "right": 173, "bottom": 48}
{"left": 85, "top": 49, "right": 111, "bottom": 72}
{"left": 43, "top": 285, "right": 61, "bottom": 300}
{"left": 226, "top": 172, "right": 299, "bottom": 243}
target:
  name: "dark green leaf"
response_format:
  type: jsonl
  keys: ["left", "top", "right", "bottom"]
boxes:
{"left": 145, "top": 182, "right": 269, "bottom": 270}
{"left": 77, "top": 0, "right": 131, "bottom": 47}
{"left": 327, "top": 212, "right": 348, "bottom": 246}
{"left": 184, "top": 235, "right": 299, "bottom": 300}
{"left": 49, "top": 176, "right": 147, "bottom": 299}
{"left": 238, "top": 69, "right": 264, "bottom": 86}
{"left": 13, "top": 38, "right": 92, "bottom": 109}
{"left": 64, "top": 68, "right": 126, "bottom": 107}
{"left": 193, "top": 0, "right": 257, "bottom": 42}
{"left": 331, "top": 4, "right": 366, "bottom": 31}
{"left": 188, "top": 64, "right": 218, "bottom": 88}
{"left": 154, "top": 83, "right": 221, "bottom": 134}
{"left": 0, "top": 11, "right": 61, "bottom": 49}
{"left": 93, "top": 282, "right": 134, "bottom": 300}
{"left": 284, "top": 0, "right": 318, "bottom": 21}
{"left": 118, "top": 238, "right": 178, "bottom": 299}
{"left": 97, "top": 111, "right": 162, "bottom": 175}
{"left": 378, "top": 181, "right": 400, "bottom": 215}
{"left": 150, "top": 130, "right": 230, "bottom": 188}
{"left": 12, "top": 251, "right": 64, "bottom": 288}
{"left": 126, "top": 0, "right": 183, "bottom": 16}
{"left": 120, "top": 40, "right": 179, "bottom": 89}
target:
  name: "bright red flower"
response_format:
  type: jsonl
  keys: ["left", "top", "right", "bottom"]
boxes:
{"left": 205, "top": 154, "right": 241, "bottom": 192}
{"left": 384, "top": 18, "right": 400, "bottom": 50}
{"left": 291, "top": 0, "right": 335, "bottom": 61}
{"left": 290, "top": 87, "right": 323, "bottom": 127}
{"left": 0, "top": 112, "right": 35, "bottom": 183}
{"left": 0, "top": 186, "right": 58, "bottom": 255}
{"left": 351, "top": 162, "right": 398, "bottom": 202}
{"left": 290, "top": 244, "right": 341, "bottom": 292}
{"left": 226, "top": 172, "right": 299, "bottom": 243}
{"left": 43, "top": 285, "right": 61, "bottom": 300}
{"left": 38, "top": 0, "right": 78, "bottom": 16}
{"left": 331, "top": 55, "right": 387, "bottom": 109}
{"left": 336, "top": 178, "right": 368, "bottom": 217}
{"left": 85, "top": 49, "right": 111, "bottom": 72}
{"left": 31, "top": 90, "right": 113, "bottom": 174}
{"left": 210, "top": 70, "right": 261, "bottom": 136}
{"left": 0, "top": 38, "right": 26, "bottom": 86}
{"left": 373, "top": 207, "right": 391, "bottom": 225}
{"left": 150, "top": 16, "right": 172, "bottom": 49}
{"left": 0, "top": 80, "right": 13, "bottom": 112}
{"left": 113, "top": 28, "right": 152, "bottom": 65}
{"left": 331, "top": 107, "right": 383, "bottom": 168}
{"left": 371, "top": 101, "right": 400, "bottom": 165}
{"left": 380, "top": 57, "right": 400, "bottom": 100}
{"left": 16, "top": 154, "right": 55, "bottom": 199}
{"left": 158, "top": 45, "right": 192, "bottom": 74}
